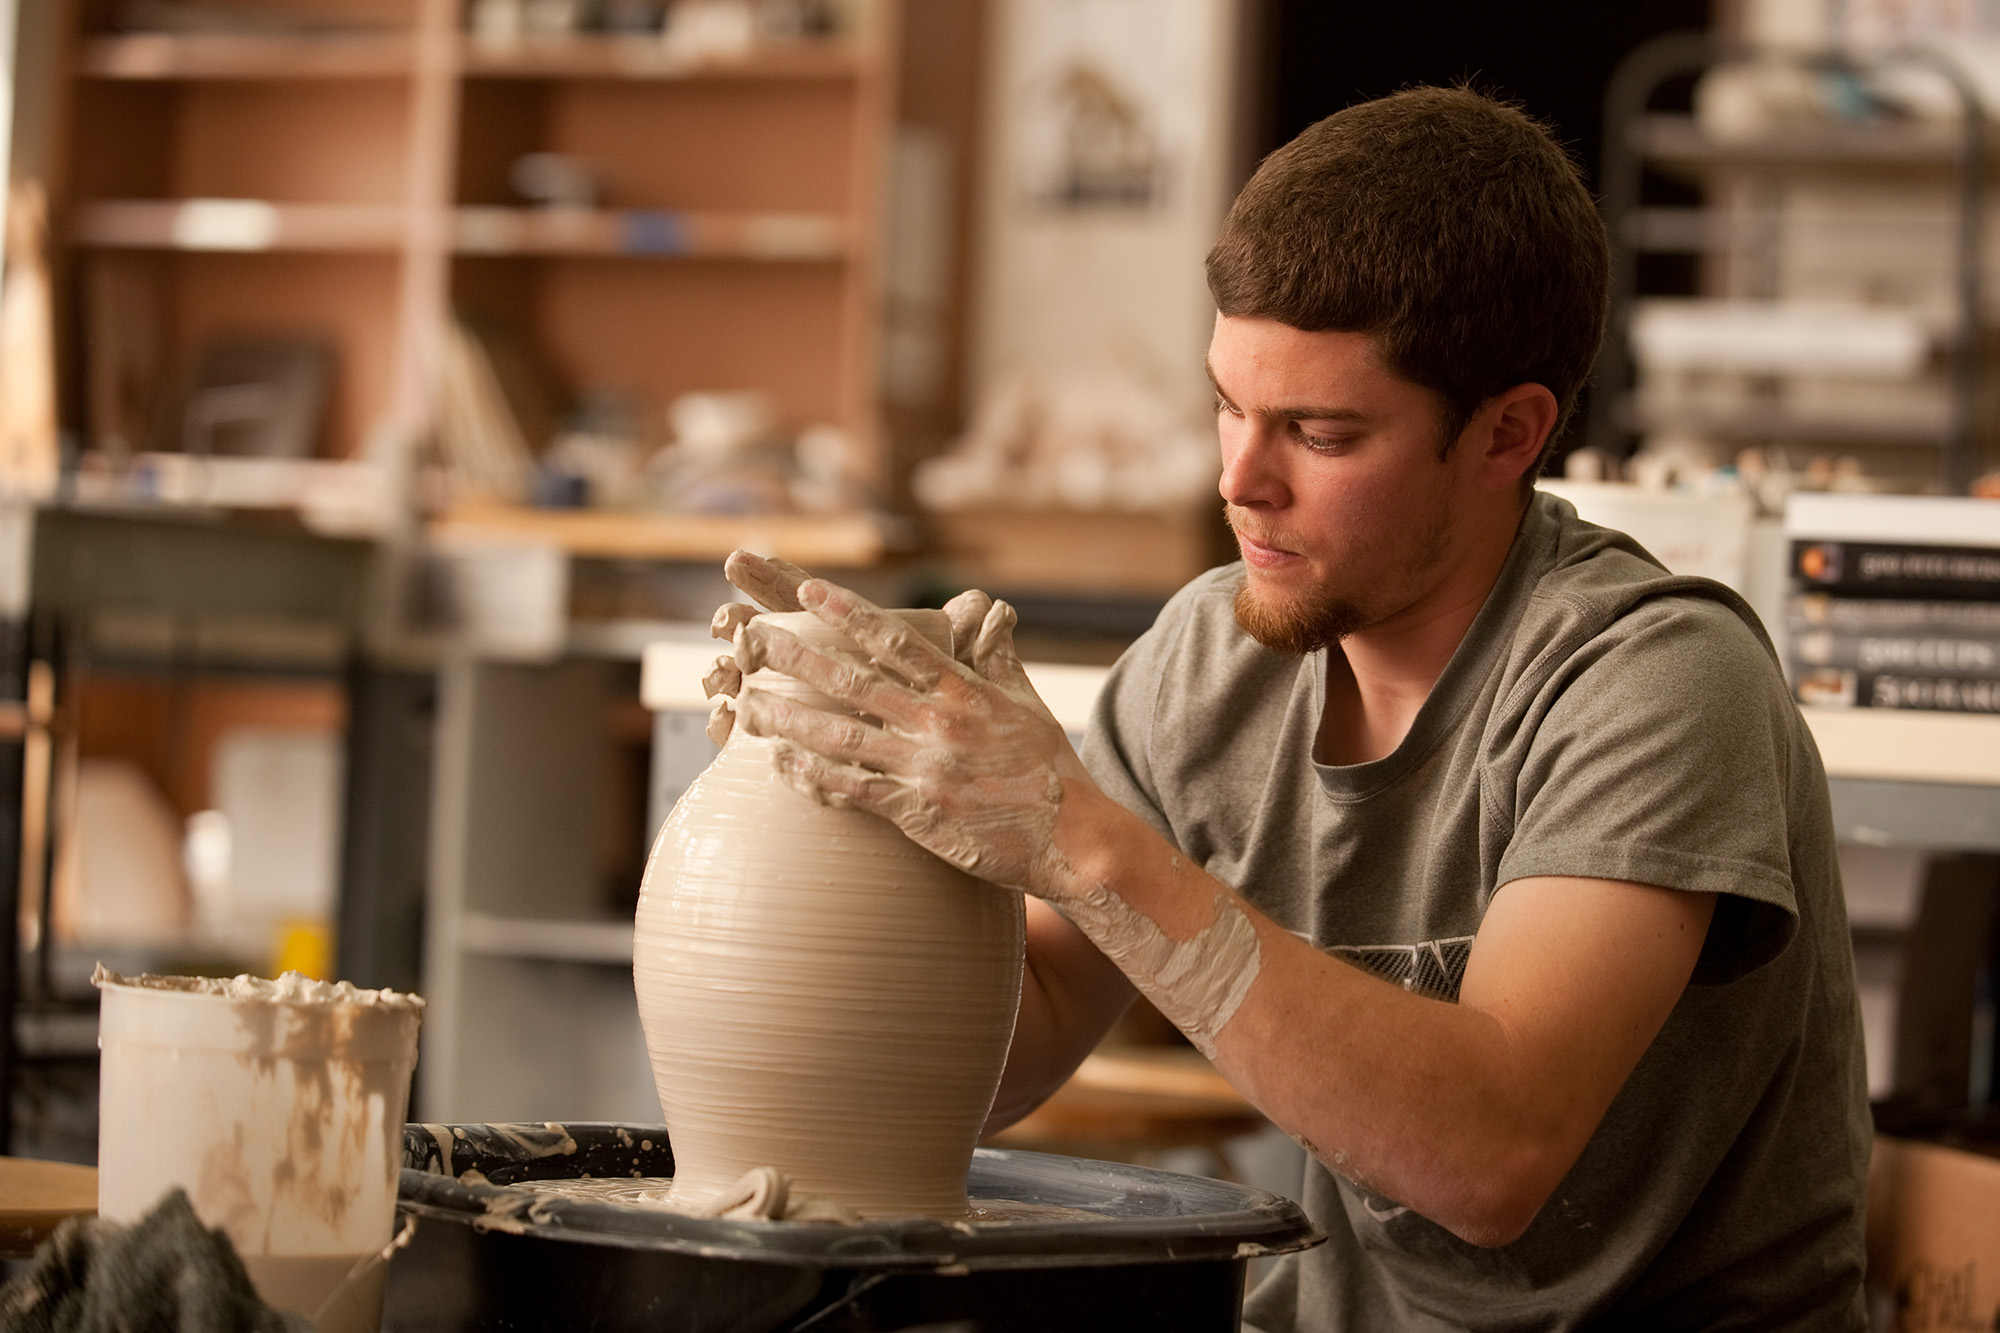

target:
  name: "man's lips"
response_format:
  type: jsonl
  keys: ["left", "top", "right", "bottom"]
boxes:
{"left": 1239, "top": 534, "right": 1308, "bottom": 573}
{"left": 1228, "top": 514, "right": 1302, "bottom": 567}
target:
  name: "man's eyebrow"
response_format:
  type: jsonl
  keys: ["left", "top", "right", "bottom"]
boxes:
{"left": 1203, "top": 356, "right": 1368, "bottom": 422}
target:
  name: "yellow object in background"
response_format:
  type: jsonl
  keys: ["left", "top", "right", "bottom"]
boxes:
{"left": 273, "top": 919, "right": 333, "bottom": 981}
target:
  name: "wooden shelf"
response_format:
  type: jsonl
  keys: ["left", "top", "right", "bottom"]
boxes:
{"left": 453, "top": 206, "right": 847, "bottom": 260}
{"left": 1, "top": 1157, "right": 97, "bottom": 1258}
{"left": 431, "top": 502, "right": 888, "bottom": 567}
{"left": 76, "top": 31, "right": 416, "bottom": 79}
{"left": 72, "top": 199, "right": 406, "bottom": 252}
{"left": 1803, "top": 706, "right": 2000, "bottom": 787}
{"left": 458, "top": 33, "right": 865, "bottom": 80}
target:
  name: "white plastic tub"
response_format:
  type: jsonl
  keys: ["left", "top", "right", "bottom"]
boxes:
{"left": 95, "top": 967, "right": 422, "bottom": 1331}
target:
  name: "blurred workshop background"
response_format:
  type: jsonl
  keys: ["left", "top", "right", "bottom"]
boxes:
{"left": 3, "top": 1, "right": 2000, "bottom": 1288}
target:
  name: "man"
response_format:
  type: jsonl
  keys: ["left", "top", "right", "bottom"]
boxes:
{"left": 712, "top": 87, "right": 1869, "bottom": 1329}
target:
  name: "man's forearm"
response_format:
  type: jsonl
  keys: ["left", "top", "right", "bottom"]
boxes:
{"left": 1043, "top": 781, "right": 1711, "bottom": 1247}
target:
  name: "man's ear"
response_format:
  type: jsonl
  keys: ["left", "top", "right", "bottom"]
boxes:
{"left": 1475, "top": 383, "right": 1559, "bottom": 491}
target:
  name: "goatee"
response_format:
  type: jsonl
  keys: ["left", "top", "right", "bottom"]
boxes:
{"left": 1233, "top": 573, "right": 1366, "bottom": 656}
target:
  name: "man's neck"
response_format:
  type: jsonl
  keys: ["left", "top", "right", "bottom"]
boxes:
{"left": 1313, "top": 497, "right": 1529, "bottom": 766}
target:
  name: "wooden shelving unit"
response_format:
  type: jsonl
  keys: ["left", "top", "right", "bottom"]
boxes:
{"left": 60, "top": 0, "right": 454, "bottom": 467}
{"left": 57, "top": 0, "right": 899, "bottom": 494}
{"left": 443, "top": 14, "right": 896, "bottom": 486}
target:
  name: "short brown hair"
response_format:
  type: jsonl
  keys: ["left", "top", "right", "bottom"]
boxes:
{"left": 1206, "top": 87, "right": 1608, "bottom": 479}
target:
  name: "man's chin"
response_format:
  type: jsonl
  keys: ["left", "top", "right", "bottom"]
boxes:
{"left": 1232, "top": 574, "right": 1362, "bottom": 656}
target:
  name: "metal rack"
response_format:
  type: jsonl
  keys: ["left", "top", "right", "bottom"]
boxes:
{"left": 1589, "top": 32, "right": 1989, "bottom": 495}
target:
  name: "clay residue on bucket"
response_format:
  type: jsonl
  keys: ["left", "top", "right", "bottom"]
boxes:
{"left": 91, "top": 964, "right": 424, "bottom": 1011}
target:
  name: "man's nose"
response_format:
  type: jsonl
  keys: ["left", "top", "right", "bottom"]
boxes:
{"left": 1218, "top": 419, "right": 1288, "bottom": 510}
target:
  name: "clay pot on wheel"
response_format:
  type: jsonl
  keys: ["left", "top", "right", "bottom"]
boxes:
{"left": 634, "top": 609, "right": 1026, "bottom": 1218}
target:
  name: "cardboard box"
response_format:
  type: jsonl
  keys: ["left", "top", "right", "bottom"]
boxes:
{"left": 1868, "top": 1135, "right": 2000, "bottom": 1331}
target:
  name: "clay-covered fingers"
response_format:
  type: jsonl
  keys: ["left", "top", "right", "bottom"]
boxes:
{"left": 701, "top": 654, "right": 742, "bottom": 700}
{"left": 710, "top": 602, "right": 756, "bottom": 643}
{"left": 705, "top": 697, "right": 735, "bottom": 747}
{"left": 732, "top": 619, "right": 925, "bottom": 726}
{"left": 797, "top": 579, "right": 955, "bottom": 693}
{"left": 942, "top": 588, "right": 994, "bottom": 665}
{"left": 769, "top": 742, "right": 928, "bottom": 825}
{"left": 968, "top": 598, "right": 1064, "bottom": 730}
{"left": 723, "top": 549, "right": 813, "bottom": 613}
{"left": 968, "top": 598, "right": 1025, "bottom": 682}
{"left": 738, "top": 689, "right": 917, "bottom": 775}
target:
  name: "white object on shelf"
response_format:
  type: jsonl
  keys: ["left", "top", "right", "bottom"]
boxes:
{"left": 169, "top": 198, "right": 280, "bottom": 251}
{"left": 1630, "top": 299, "right": 1930, "bottom": 378}
{"left": 1784, "top": 491, "right": 2000, "bottom": 547}
{"left": 1539, "top": 480, "right": 1756, "bottom": 593}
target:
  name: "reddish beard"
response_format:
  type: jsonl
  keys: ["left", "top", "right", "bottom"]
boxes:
{"left": 1226, "top": 509, "right": 1367, "bottom": 654}
{"left": 1232, "top": 571, "right": 1366, "bottom": 655}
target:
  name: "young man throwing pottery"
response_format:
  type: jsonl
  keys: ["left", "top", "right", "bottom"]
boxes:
{"left": 710, "top": 87, "right": 1869, "bottom": 1330}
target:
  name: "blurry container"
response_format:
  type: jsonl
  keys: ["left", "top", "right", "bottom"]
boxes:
{"left": 95, "top": 969, "right": 424, "bottom": 1332}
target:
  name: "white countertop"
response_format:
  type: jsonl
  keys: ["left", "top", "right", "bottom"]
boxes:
{"left": 644, "top": 641, "right": 2000, "bottom": 789}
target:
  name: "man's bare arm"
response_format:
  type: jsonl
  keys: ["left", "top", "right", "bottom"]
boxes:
{"left": 1054, "top": 785, "right": 1713, "bottom": 1245}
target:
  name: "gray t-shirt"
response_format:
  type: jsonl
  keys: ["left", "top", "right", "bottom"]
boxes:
{"left": 1081, "top": 492, "right": 1869, "bottom": 1331}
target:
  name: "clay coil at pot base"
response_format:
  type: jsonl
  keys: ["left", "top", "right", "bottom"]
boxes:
{"left": 635, "top": 608, "right": 1027, "bottom": 1220}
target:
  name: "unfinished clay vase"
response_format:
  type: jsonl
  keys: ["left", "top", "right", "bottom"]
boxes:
{"left": 634, "top": 609, "right": 1026, "bottom": 1218}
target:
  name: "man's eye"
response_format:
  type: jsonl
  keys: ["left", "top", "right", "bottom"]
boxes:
{"left": 1213, "top": 394, "right": 1242, "bottom": 417}
{"left": 1291, "top": 423, "right": 1351, "bottom": 452}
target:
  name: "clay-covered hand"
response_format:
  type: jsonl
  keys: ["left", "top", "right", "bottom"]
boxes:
{"left": 732, "top": 576, "right": 1087, "bottom": 899}
{"left": 702, "top": 549, "right": 1018, "bottom": 747}
{"left": 699, "top": 550, "right": 814, "bottom": 744}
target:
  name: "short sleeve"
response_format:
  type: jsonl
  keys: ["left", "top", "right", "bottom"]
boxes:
{"left": 1077, "top": 598, "right": 1194, "bottom": 847}
{"left": 1495, "top": 595, "right": 1801, "bottom": 983}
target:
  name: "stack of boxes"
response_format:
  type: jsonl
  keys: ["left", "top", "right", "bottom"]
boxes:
{"left": 1785, "top": 494, "right": 2000, "bottom": 714}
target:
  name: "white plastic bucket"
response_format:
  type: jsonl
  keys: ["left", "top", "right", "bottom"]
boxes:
{"left": 95, "top": 969, "right": 422, "bottom": 1331}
